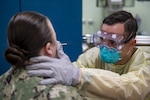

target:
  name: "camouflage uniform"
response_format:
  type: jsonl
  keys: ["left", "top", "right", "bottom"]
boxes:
{"left": 0, "top": 66, "right": 85, "bottom": 100}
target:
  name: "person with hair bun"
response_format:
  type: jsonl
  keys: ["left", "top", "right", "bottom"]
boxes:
{"left": 0, "top": 11, "right": 84, "bottom": 100}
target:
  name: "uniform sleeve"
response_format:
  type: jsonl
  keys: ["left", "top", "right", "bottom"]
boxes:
{"left": 77, "top": 47, "right": 150, "bottom": 100}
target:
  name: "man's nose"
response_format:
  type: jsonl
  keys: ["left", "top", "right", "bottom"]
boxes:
{"left": 103, "top": 39, "right": 111, "bottom": 47}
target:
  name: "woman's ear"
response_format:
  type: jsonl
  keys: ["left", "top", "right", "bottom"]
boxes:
{"left": 45, "top": 42, "right": 53, "bottom": 55}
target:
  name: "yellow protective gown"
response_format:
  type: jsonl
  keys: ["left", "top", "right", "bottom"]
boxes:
{"left": 73, "top": 47, "right": 150, "bottom": 100}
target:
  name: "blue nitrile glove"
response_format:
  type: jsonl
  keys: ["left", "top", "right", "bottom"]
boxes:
{"left": 26, "top": 41, "right": 80, "bottom": 86}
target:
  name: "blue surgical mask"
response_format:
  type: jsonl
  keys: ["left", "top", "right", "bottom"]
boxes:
{"left": 100, "top": 45, "right": 121, "bottom": 64}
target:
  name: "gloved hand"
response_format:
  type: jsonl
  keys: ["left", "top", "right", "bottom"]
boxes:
{"left": 26, "top": 41, "right": 80, "bottom": 86}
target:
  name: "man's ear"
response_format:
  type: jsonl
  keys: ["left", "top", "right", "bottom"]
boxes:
{"left": 45, "top": 42, "right": 53, "bottom": 55}
{"left": 130, "top": 39, "right": 136, "bottom": 47}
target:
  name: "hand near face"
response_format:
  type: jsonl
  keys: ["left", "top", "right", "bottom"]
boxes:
{"left": 26, "top": 41, "right": 80, "bottom": 86}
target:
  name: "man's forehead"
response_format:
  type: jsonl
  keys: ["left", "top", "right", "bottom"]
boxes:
{"left": 101, "top": 23, "right": 125, "bottom": 35}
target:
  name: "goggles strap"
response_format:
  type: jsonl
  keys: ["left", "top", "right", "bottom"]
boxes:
{"left": 123, "top": 33, "right": 134, "bottom": 44}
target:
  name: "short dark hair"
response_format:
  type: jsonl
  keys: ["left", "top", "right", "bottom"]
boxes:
{"left": 5, "top": 11, "right": 54, "bottom": 66}
{"left": 102, "top": 10, "right": 138, "bottom": 38}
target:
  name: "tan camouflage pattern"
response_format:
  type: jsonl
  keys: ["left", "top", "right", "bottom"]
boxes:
{"left": 0, "top": 66, "right": 85, "bottom": 100}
